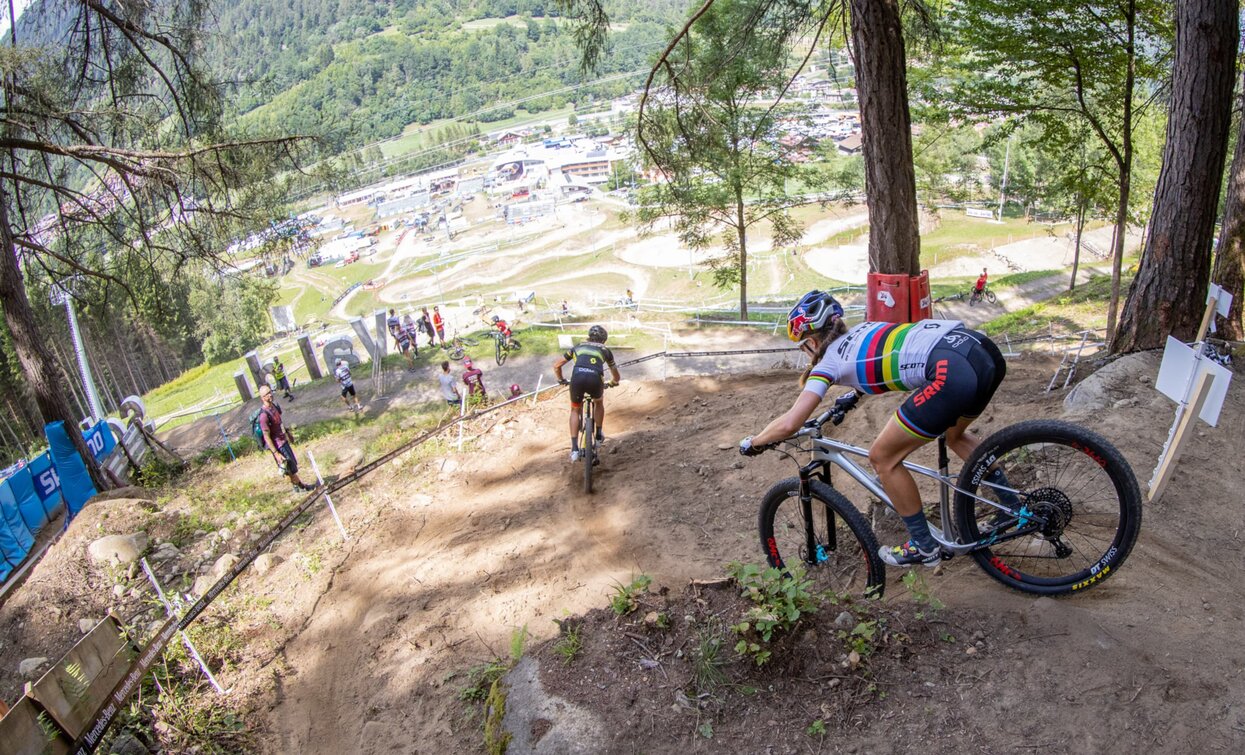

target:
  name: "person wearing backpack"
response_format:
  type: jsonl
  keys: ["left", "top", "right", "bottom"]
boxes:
{"left": 255, "top": 385, "right": 315, "bottom": 494}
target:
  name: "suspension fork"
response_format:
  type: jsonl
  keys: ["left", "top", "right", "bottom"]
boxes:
{"left": 798, "top": 459, "right": 834, "bottom": 564}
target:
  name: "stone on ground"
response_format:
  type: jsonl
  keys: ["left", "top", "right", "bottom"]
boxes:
{"left": 501, "top": 656, "right": 604, "bottom": 753}
{"left": 88, "top": 533, "right": 149, "bottom": 566}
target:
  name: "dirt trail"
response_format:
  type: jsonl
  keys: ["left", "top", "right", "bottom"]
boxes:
{"left": 251, "top": 352, "right": 1244, "bottom": 752}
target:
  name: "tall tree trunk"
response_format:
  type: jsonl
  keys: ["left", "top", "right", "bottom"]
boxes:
{"left": 736, "top": 187, "right": 748, "bottom": 320}
{"left": 850, "top": 0, "right": 921, "bottom": 275}
{"left": 112, "top": 318, "right": 143, "bottom": 396}
{"left": 1115, "top": 0, "right": 1238, "bottom": 352}
{"left": 0, "top": 202, "right": 111, "bottom": 491}
{"left": 1069, "top": 196, "right": 1086, "bottom": 291}
{"left": 1211, "top": 67, "right": 1245, "bottom": 340}
{"left": 1105, "top": 4, "right": 1138, "bottom": 345}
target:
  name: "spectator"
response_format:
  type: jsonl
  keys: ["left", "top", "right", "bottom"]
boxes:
{"left": 335, "top": 359, "right": 364, "bottom": 412}
{"left": 387, "top": 308, "right": 403, "bottom": 349}
{"left": 257, "top": 385, "right": 315, "bottom": 494}
{"left": 420, "top": 307, "right": 436, "bottom": 345}
{"left": 509, "top": 383, "right": 522, "bottom": 400}
{"left": 432, "top": 305, "right": 446, "bottom": 346}
{"left": 439, "top": 361, "right": 461, "bottom": 408}
{"left": 271, "top": 357, "right": 295, "bottom": 401}
{"left": 462, "top": 357, "right": 487, "bottom": 401}
{"left": 560, "top": 300, "right": 570, "bottom": 317}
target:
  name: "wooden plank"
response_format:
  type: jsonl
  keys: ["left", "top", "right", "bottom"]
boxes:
{"left": 27, "top": 616, "right": 137, "bottom": 740}
{"left": 1149, "top": 370, "right": 1214, "bottom": 502}
{"left": 0, "top": 697, "right": 71, "bottom": 755}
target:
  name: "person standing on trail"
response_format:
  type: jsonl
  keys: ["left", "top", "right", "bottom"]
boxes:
{"left": 462, "top": 357, "right": 487, "bottom": 402}
{"left": 272, "top": 357, "right": 295, "bottom": 401}
{"left": 439, "top": 361, "right": 461, "bottom": 408}
{"left": 553, "top": 325, "right": 620, "bottom": 462}
{"left": 387, "top": 308, "right": 403, "bottom": 349}
{"left": 420, "top": 307, "right": 436, "bottom": 345}
{"left": 258, "top": 385, "right": 316, "bottom": 494}
{"left": 740, "top": 291, "right": 1015, "bottom": 567}
{"left": 432, "top": 305, "right": 446, "bottom": 346}
{"left": 335, "top": 359, "right": 364, "bottom": 412}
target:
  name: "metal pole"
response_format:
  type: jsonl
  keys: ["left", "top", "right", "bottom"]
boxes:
{"left": 140, "top": 559, "right": 227, "bottom": 694}
{"left": 306, "top": 451, "right": 348, "bottom": 541}
{"left": 64, "top": 296, "right": 104, "bottom": 423}
{"left": 531, "top": 375, "right": 543, "bottom": 406}
{"left": 213, "top": 414, "right": 235, "bottom": 461}
{"left": 456, "top": 390, "right": 468, "bottom": 451}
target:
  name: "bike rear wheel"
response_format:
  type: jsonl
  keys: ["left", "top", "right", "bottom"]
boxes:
{"left": 953, "top": 420, "right": 1141, "bottom": 596}
{"left": 758, "top": 478, "right": 885, "bottom": 598}
{"left": 581, "top": 411, "right": 595, "bottom": 494}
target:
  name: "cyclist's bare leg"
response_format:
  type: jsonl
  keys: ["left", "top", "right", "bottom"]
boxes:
{"left": 593, "top": 397, "right": 605, "bottom": 439}
{"left": 943, "top": 416, "right": 980, "bottom": 461}
{"left": 868, "top": 418, "right": 932, "bottom": 517}
{"left": 568, "top": 406, "right": 583, "bottom": 447}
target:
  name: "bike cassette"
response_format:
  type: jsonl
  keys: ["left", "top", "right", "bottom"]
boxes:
{"left": 1026, "top": 487, "right": 1073, "bottom": 540}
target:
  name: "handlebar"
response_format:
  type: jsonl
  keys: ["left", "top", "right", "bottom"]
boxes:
{"left": 799, "top": 390, "right": 861, "bottom": 436}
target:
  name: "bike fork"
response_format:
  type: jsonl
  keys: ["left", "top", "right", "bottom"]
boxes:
{"left": 799, "top": 463, "right": 835, "bottom": 565}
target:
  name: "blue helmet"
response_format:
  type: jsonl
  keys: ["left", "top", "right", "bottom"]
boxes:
{"left": 786, "top": 291, "right": 843, "bottom": 342}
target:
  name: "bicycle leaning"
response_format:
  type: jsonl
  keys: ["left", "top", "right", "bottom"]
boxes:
{"left": 748, "top": 391, "right": 1141, "bottom": 598}
{"left": 445, "top": 333, "right": 479, "bottom": 362}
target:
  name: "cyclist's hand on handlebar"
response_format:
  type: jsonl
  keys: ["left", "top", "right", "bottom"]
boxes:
{"left": 834, "top": 391, "right": 860, "bottom": 411}
{"left": 739, "top": 436, "right": 769, "bottom": 457}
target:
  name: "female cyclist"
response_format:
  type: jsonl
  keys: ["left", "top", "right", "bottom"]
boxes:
{"left": 740, "top": 290, "right": 1010, "bottom": 567}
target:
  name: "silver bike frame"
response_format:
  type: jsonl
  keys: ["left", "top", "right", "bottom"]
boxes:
{"left": 806, "top": 433, "right": 1018, "bottom": 556}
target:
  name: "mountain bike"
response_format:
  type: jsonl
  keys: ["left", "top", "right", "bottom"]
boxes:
{"left": 751, "top": 391, "right": 1141, "bottom": 598}
{"left": 969, "top": 285, "right": 997, "bottom": 306}
{"left": 568, "top": 381, "right": 614, "bottom": 494}
{"left": 445, "top": 333, "right": 479, "bottom": 361}
{"left": 491, "top": 330, "right": 522, "bottom": 366}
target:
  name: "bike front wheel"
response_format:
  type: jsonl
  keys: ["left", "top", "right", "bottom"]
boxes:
{"left": 448, "top": 346, "right": 465, "bottom": 361}
{"left": 953, "top": 420, "right": 1142, "bottom": 596}
{"left": 985, "top": 290, "right": 998, "bottom": 304}
{"left": 758, "top": 478, "right": 886, "bottom": 598}
{"left": 495, "top": 338, "right": 507, "bottom": 366}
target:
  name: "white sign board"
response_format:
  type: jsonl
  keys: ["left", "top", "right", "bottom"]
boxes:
{"left": 1206, "top": 283, "right": 1234, "bottom": 332}
{"left": 965, "top": 207, "right": 994, "bottom": 219}
{"left": 270, "top": 305, "right": 296, "bottom": 333}
{"left": 1154, "top": 336, "right": 1232, "bottom": 427}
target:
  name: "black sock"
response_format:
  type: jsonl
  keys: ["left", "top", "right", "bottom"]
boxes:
{"left": 901, "top": 512, "right": 938, "bottom": 552}
{"left": 571, "top": 437, "right": 579, "bottom": 452}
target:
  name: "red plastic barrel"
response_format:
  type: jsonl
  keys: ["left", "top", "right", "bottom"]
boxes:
{"left": 909, "top": 270, "right": 932, "bottom": 321}
{"left": 865, "top": 272, "right": 910, "bottom": 323}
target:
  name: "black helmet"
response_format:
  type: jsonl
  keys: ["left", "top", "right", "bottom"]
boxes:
{"left": 588, "top": 325, "right": 607, "bottom": 343}
{"left": 491, "top": 315, "right": 500, "bottom": 323}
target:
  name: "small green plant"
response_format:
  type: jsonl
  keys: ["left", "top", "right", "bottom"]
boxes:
{"left": 552, "top": 622, "right": 583, "bottom": 665}
{"left": 840, "top": 619, "right": 878, "bottom": 657}
{"left": 458, "top": 660, "right": 509, "bottom": 702}
{"left": 609, "top": 574, "right": 652, "bottom": 616}
{"left": 654, "top": 611, "right": 671, "bottom": 630}
{"left": 901, "top": 570, "right": 945, "bottom": 618}
{"left": 483, "top": 677, "right": 512, "bottom": 755}
{"left": 697, "top": 721, "right": 714, "bottom": 739}
{"left": 728, "top": 562, "right": 820, "bottom": 666}
{"left": 690, "top": 621, "right": 729, "bottom": 692}
{"left": 134, "top": 455, "right": 184, "bottom": 488}
{"left": 807, "top": 719, "right": 827, "bottom": 737}
{"left": 509, "top": 624, "right": 528, "bottom": 665}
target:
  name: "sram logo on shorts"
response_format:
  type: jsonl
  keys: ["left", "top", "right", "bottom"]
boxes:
{"left": 911, "top": 359, "right": 949, "bottom": 407}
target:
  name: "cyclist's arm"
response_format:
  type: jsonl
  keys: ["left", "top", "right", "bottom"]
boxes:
{"left": 553, "top": 354, "right": 571, "bottom": 381}
{"left": 751, "top": 390, "right": 824, "bottom": 446}
{"left": 608, "top": 363, "right": 620, "bottom": 385}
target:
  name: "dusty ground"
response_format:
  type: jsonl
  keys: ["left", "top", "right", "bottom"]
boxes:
{"left": 3, "top": 347, "right": 1243, "bottom": 753}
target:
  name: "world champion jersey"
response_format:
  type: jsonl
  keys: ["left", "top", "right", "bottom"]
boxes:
{"left": 805, "top": 320, "right": 964, "bottom": 397}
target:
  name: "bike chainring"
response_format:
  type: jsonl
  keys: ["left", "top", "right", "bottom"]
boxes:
{"left": 1026, "top": 487, "right": 1073, "bottom": 541}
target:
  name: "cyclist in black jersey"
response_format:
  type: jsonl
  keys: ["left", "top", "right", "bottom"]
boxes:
{"left": 740, "top": 290, "right": 1013, "bottom": 567}
{"left": 553, "top": 325, "right": 620, "bottom": 462}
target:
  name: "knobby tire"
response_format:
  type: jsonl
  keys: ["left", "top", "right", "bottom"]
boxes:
{"left": 758, "top": 478, "right": 885, "bottom": 598}
{"left": 952, "top": 420, "right": 1141, "bottom": 596}
{"left": 582, "top": 410, "right": 595, "bottom": 494}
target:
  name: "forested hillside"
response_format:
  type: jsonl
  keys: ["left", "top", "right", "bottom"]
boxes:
{"left": 210, "top": 0, "right": 684, "bottom": 150}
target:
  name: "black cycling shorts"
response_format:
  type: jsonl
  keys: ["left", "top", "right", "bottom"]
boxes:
{"left": 569, "top": 370, "right": 604, "bottom": 408}
{"left": 277, "top": 442, "right": 299, "bottom": 475}
{"left": 341, "top": 384, "right": 356, "bottom": 398}
{"left": 894, "top": 328, "right": 1006, "bottom": 440}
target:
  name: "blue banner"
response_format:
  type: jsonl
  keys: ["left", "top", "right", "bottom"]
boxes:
{"left": 44, "top": 421, "right": 98, "bottom": 518}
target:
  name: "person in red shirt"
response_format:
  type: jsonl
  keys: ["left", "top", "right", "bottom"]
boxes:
{"left": 490, "top": 315, "right": 515, "bottom": 348}
{"left": 462, "top": 357, "right": 487, "bottom": 400}
{"left": 258, "top": 385, "right": 316, "bottom": 493}
{"left": 432, "top": 305, "right": 446, "bottom": 346}
{"left": 975, "top": 268, "right": 988, "bottom": 293}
